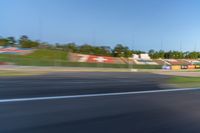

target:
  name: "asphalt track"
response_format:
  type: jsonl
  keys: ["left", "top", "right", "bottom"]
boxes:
{"left": 0, "top": 72, "right": 200, "bottom": 133}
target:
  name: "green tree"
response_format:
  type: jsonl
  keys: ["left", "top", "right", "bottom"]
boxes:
{"left": 99, "top": 46, "right": 112, "bottom": 56}
{"left": 148, "top": 49, "right": 155, "bottom": 58}
{"left": 7, "top": 37, "right": 16, "bottom": 46}
{"left": 79, "top": 44, "right": 95, "bottom": 54}
{"left": 19, "top": 35, "right": 40, "bottom": 48}
{"left": 0, "top": 38, "right": 9, "bottom": 46}
{"left": 63, "top": 43, "right": 78, "bottom": 52}
{"left": 112, "top": 44, "right": 131, "bottom": 57}
{"left": 186, "top": 52, "right": 199, "bottom": 59}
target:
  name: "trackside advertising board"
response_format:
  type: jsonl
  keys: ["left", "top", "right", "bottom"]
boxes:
{"left": 188, "top": 65, "right": 195, "bottom": 69}
{"left": 163, "top": 65, "right": 200, "bottom": 70}
{"left": 86, "top": 55, "right": 114, "bottom": 63}
{"left": 69, "top": 53, "right": 121, "bottom": 64}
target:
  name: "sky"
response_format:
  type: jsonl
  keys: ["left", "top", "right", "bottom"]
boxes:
{"left": 1, "top": 0, "right": 200, "bottom": 51}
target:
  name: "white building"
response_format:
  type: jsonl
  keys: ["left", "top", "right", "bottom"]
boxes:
{"left": 140, "top": 54, "right": 151, "bottom": 60}
{"left": 133, "top": 54, "right": 151, "bottom": 60}
{"left": 132, "top": 54, "right": 139, "bottom": 59}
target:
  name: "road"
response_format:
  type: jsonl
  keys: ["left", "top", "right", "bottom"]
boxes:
{"left": 0, "top": 72, "right": 200, "bottom": 133}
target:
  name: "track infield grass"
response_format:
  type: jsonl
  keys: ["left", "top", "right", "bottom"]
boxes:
{"left": 169, "top": 76, "right": 200, "bottom": 88}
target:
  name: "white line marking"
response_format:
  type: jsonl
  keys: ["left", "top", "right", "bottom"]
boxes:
{"left": 0, "top": 88, "right": 200, "bottom": 103}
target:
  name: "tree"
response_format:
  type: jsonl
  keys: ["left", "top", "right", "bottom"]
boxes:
{"left": 132, "top": 50, "right": 145, "bottom": 55}
{"left": 63, "top": 43, "right": 78, "bottom": 52}
{"left": 112, "top": 44, "right": 132, "bottom": 57}
{"left": 158, "top": 50, "right": 165, "bottom": 59}
{"left": 148, "top": 49, "right": 155, "bottom": 58}
{"left": 99, "top": 46, "right": 112, "bottom": 56}
{"left": 186, "top": 52, "right": 200, "bottom": 59}
{"left": 78, "top": 44, "right": 95, "bottom": 54}
{"left": 0, "top": 38, "right": 9, "bottom": 46}
{"left": 7, "top": 37, "right": 16, "bottom": 46}
{"left": 19, "top": 35, "right": 40, "bottom": 48}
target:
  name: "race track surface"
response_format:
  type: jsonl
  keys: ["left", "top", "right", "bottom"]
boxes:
{"left": 0, "top": 72, "right": 200, "bottom": 133}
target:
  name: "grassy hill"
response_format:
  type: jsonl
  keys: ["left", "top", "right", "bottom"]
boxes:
{"left": 0, "top": 49, "right": 68, "bottom": 66}
{"left": 24, "top": 49, "right": 68, "bottom": 60}
{"left": 0, "top": 49, "right": 162, "bottom": 69}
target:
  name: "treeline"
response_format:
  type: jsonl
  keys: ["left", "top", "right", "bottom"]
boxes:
{"left": 0, "top": 35, "right": 40, "bottom": 48}
{"left": 0, "top": 35, "right": 144, "bottom": 57}
{"left": 148, "top": 50, "right": 200, "bottom": 59}
{"left": 0, "top": 35, "right": 200, "bottom": 59}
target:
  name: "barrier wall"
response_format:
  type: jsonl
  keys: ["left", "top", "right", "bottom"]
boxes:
{"left": 171, "top": 65, "right": 181, "bottom": 70}
{"left": 181, "top": 65, "right": 188, "bottom": 69}
{"left": 187, "top": 65, "right": 195, "bottom": 69}
{"left": 195, "top": 65, "right": 200, "bottom": 69}
{"left": 163, "top": 65, "right": 200, "bottom": 70}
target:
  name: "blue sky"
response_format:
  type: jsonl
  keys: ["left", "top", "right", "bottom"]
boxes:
{"left": 1, "top": 0, "right": 200, "bottom": 51}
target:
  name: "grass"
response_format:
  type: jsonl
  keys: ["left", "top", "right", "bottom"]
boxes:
{"left": 0, "top": 49, "right": 67, "bottom": 61}
{"left": 25, "top": 49, "right": 67, "bottom": 60}
{"left": 0, "top": 70, "right": 47, "bottom": 77}
{"left": 0, "top": 49, "right": 68, "bottom": 66}
{"left": 0, "top": 49, "right": 162, "bottom": 69}
{"left": 168, "top": 76, "right": 200, "bottom": 88}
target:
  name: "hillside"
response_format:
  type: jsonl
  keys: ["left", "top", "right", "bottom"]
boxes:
{"left": 24, "top": 49, "right": 68, "bottom": 60}
{"left": 0, "top": 49, "right": 161, "bottom": 69}
{"left": 0, "top": 49, "right": 68, "bottom": 66}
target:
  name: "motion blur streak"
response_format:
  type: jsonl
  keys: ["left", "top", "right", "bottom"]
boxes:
{"left": 0, "top": 87, "right": 200, "bottom": 103}
{"left": 0, "top": 72, "right": 200, "bottom": 133}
